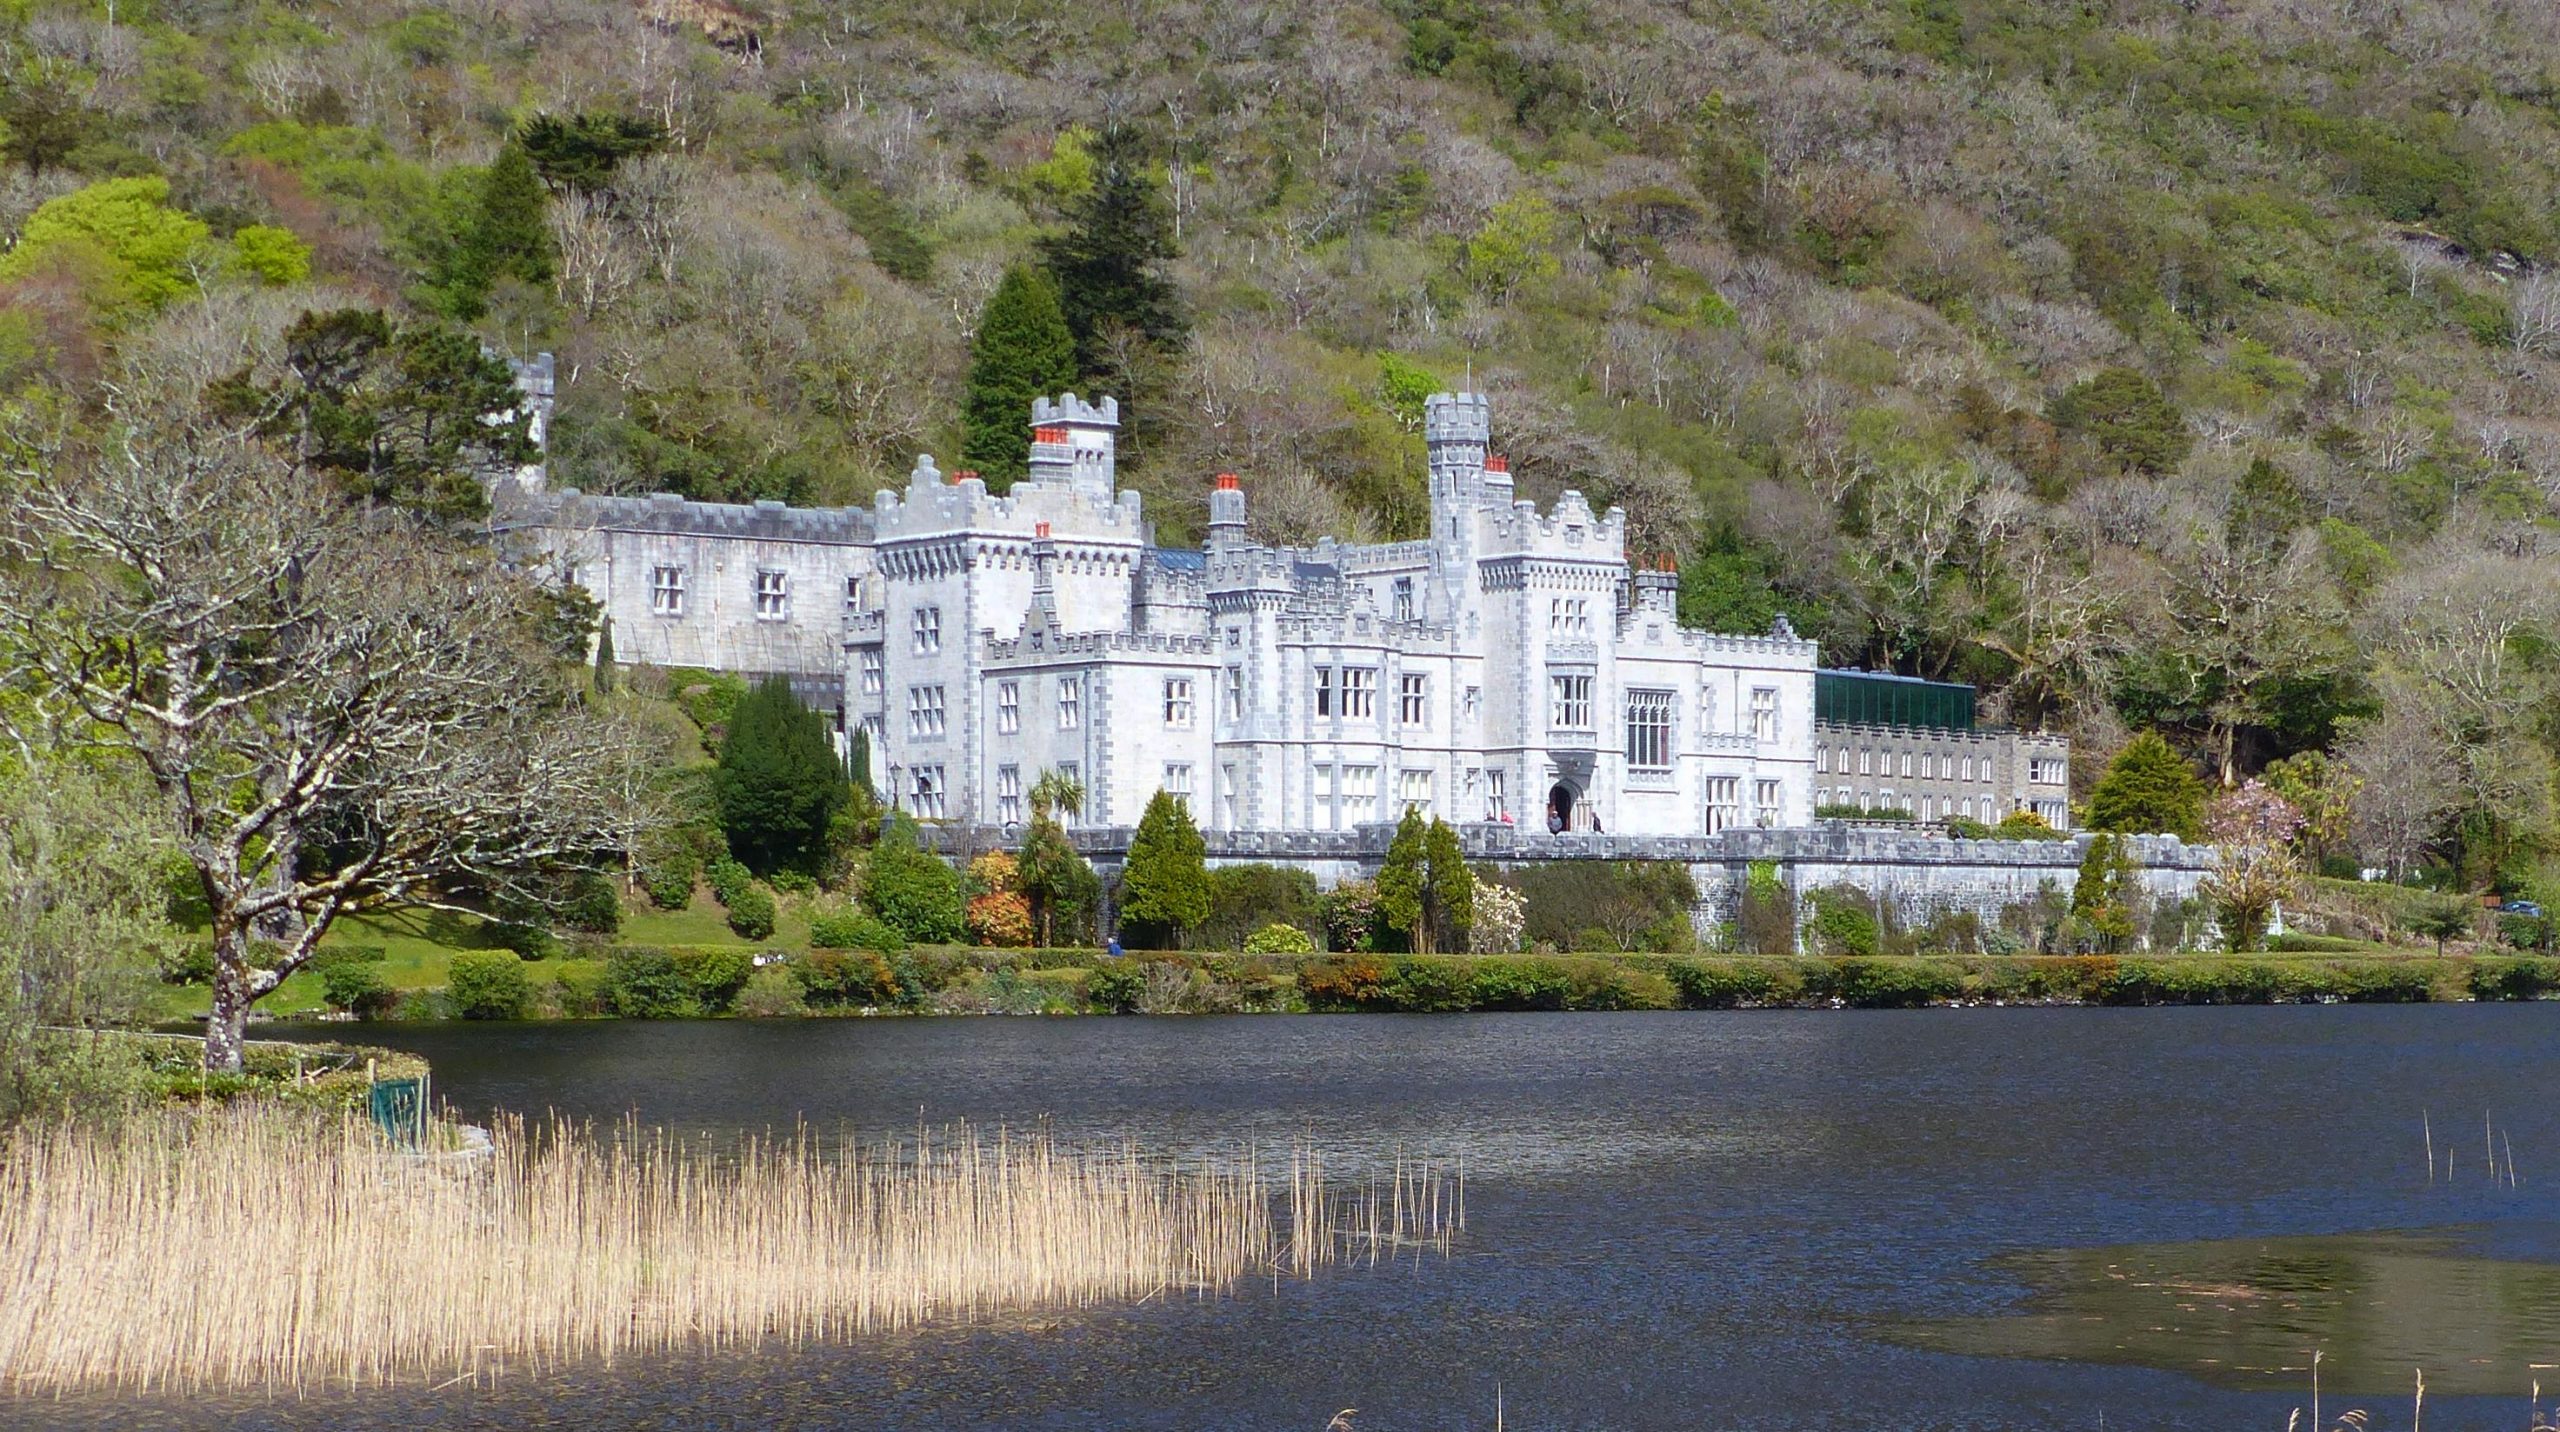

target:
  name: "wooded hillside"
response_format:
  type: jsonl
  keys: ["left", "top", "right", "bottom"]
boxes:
{"left": 4, "top": 0, "right": 2559, "bottom": 885}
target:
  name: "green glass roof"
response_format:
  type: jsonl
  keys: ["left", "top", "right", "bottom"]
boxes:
{"left": 1815, "top": 669, "right": 1976, "bottom": 732}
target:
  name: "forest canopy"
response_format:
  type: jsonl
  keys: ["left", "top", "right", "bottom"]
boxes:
{"left": 2, "top": 0, "right": 2558, "bottom": 888}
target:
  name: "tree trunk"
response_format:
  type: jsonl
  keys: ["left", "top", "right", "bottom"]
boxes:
{"left": 205, "top": 954, "right": 251, "bottom": 1073}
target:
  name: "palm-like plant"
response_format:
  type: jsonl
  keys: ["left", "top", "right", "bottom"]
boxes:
{"left": 1030, "top": 768, "right": 1086, "bottom": 822}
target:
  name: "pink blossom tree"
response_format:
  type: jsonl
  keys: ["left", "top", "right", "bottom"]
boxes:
{"left": 2201, "top": 781, "right": 2307, "bottom": 953}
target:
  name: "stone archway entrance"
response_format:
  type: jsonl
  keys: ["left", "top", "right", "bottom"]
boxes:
{"left": 1536, "top": 783, "right": 1576, "bottom": 840}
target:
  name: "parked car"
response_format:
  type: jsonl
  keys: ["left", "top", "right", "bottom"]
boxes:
{"left": 2495, "top": 899, "right": 2544, "bottom": 918}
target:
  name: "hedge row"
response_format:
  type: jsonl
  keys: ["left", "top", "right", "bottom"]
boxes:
{"left": 419, "top": 948, "right": 2560, "bottom": 1020}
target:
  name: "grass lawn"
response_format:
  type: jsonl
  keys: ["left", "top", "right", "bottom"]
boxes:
{"left": 158, "top": 893, "right": 819, "bottom": 1021}
{"left": 617, "top": 891, "right": 817, "bottom": 950}
{"left": 155, "top": 909, "right": 513, "bottom": 1019}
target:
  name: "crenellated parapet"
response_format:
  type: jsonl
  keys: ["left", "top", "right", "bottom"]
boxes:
{"left": 1675, "top": 624, "right": 1821, "bottom": 661}
{"left": 983, "top": 628, "right": 1215, "bottom": 663}
{"left": 871, "top": 452, "right": 1147, "bottom": 549}
{"left": 503, "top": 487, "right": 875, "bottom": 545}
{"left": 1482, "top": 488, "right": 1628, "bottom": 560}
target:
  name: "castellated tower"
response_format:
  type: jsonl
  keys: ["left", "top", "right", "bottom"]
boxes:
{"left": 1027, "top": 394, "right": 1119, "bottom": 500}
{"left": 1424, "top": 392, "right": 1490, "bottom": 520}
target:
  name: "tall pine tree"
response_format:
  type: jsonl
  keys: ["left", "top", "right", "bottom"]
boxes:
{"left": 962, "top": 266, "right": 1077, "bottom": 490}
{"left": 1040, "top": 124, "right": 1186, "bottom": 380}
{"left": 448, "top": 141, "right": 554, "bottom": 319}
{"left": 716, "top": 677, "right": 848, "bottom": 877}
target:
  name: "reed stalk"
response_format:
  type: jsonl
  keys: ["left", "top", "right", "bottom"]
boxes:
{"left": 0, "top": 1108, "right": 1459, "bottom": 1395}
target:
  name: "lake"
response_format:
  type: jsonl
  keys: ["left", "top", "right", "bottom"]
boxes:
{"left": 33, "top": 1005, "right": 2560, "bottom": 1431}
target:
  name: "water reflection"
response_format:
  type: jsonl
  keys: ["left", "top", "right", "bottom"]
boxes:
{"left": 1893, "top": 1229, "right": 2560, "bottom": 1397}
{"left": 16, "top": 1007, "right": 2560, "bottom": 1431}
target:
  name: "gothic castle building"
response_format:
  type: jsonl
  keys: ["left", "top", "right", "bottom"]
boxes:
{"left": 503, "top": 389, "right": 2067, "bottom": 839}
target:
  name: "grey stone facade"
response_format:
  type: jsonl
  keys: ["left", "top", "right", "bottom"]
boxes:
{"left": 497, "top": 488, "right": 876, "bottom": 713}
{"left": 1810, "top": 720, "right": 2072, "bottom": 827}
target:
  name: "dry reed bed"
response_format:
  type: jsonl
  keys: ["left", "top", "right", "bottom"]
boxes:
{"left": 0, "top": 1109, "right": 1459, "bottom": 1395}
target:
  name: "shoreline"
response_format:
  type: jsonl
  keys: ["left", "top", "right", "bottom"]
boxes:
{"left": 180, "top": 949, "right": 2560, "bottom": 1028}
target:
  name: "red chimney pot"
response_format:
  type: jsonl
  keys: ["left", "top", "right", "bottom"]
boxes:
{"left": 1035, "top": 521, "right": 1051, "bottom": 538}
{"left": 1214, "top": 473, "right": 1240, "bottom": 491}
{"left": 1485, "top": 454, "right": 1510, "bottom": 473}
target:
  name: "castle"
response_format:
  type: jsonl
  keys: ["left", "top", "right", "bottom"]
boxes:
{"left": 503, "top": 388, "right": 2073, "bottom": 839}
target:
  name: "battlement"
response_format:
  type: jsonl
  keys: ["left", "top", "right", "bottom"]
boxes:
{"left": 1137, "top": 548, "right": 1209, "bottom": 601}
{"left": 1204, "top": 544, "right": 1302, "bottom": 590}
{"left": 1673, "top": 623, "right": 1821, "bottom": 662}
{"left": 984, "top": 628, "right": 1214, "bottom": 663}
{"left": 1335, "top": 539, "right": 1438, "bottom": 572}
{"left": 502, "top": 487, "right": 874, "bottom": 545}
{"left": 873, "top": 453, "right": 1145, "bottom": 541}
{"left": 1274, "top": 612, "right": 1457, "bottom": 647}
{"left": 1423, "top": 391, "right": 1491, "bottom": 447}
{"left": 1031, "top": 393, "right": 1119, "bottom": 428}
{"left": 1484, "top": 489, "right": 1628, "bottom": 558}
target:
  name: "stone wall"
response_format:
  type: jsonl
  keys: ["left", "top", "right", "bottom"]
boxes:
{"left": 1690, "top": 825, "right": 2211, "bottom": 928}
{"left": 916, "top": 820, "right": 2214, "bottom": 942}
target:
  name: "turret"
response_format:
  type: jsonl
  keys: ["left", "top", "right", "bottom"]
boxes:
{"left": 1026, "top": 393, "right": 1119, "bottom": 500}
{"left": 1424, "top": 391, "right": 1489, "bottom": 482}
{"left": 1207, "top": 473, "right": 1246, "bottom": 552}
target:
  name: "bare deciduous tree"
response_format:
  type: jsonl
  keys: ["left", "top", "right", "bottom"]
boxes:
{"left": 0, "top": 416, "right": 647, "bottom": 1071}
{"left": 2337, "top": 690, "right": 2460, "bottom": 880}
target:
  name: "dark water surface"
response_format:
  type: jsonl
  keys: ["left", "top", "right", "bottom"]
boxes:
{"left": 23, "top": 1005, "right": 2560, "bottom": 1431}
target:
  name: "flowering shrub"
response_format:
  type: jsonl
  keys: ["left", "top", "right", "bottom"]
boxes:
{"left": 2201, "top": 781, "right": 2307, "bottom": 952}
{"left": 1467, "top": 881, "right": 1525, "bottom": 953}
{"left": 1243, "top": 922, "right": 1314, "bottom": 954}
{"left": 966, "top": 890, "right": 1035, "bottom": 947}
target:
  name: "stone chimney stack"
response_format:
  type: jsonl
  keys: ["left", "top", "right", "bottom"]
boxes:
{"left": 1207, "top": 473, "right": 1246, "bottom": 551}
{"left": 1633, "top": 552, "right": 1679, "bottom": 615}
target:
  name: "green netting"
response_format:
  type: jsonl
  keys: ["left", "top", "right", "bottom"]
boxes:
{"left": 368, "top": 1077, "right": 424, "bottom": 1147}
{"left": 1815, "top": 670, "right": 1975, "bottom": 731}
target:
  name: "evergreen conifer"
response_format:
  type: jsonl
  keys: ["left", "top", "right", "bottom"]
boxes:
{"left": 2087, "top": 730, "right": 2208, "bottom": 840}
{"left": 1120, "top": 789, "right": 1208, "bottom": 947}
{"left": 449, "top": 141, "right": 554, "bottom": 318}
{"left": 2228, "top": 455, "right": 2305, "bottom": 556}
{"left": 715, "top": 676, "right": 848, "bottom": 877}
{"left": 591, "top": 618, "right": 614, "bottom": 694}
{"left": 1424, "top": 817, "right": 1474, "bottom": 953}
{"left": 962, "top": 267, "right": 1078, "bottom": 490}
{"left": 1375, "top": 807, "right": 1429, "bottom": 951}
{"left": 517, "top": 111, "right": 667, "bottom": 194}
{"left": 2069, "top": 833, "right": 2114, "bottom": 917}
{"left": 1040, "top": 125, "right": 1187, "bottom": 378}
